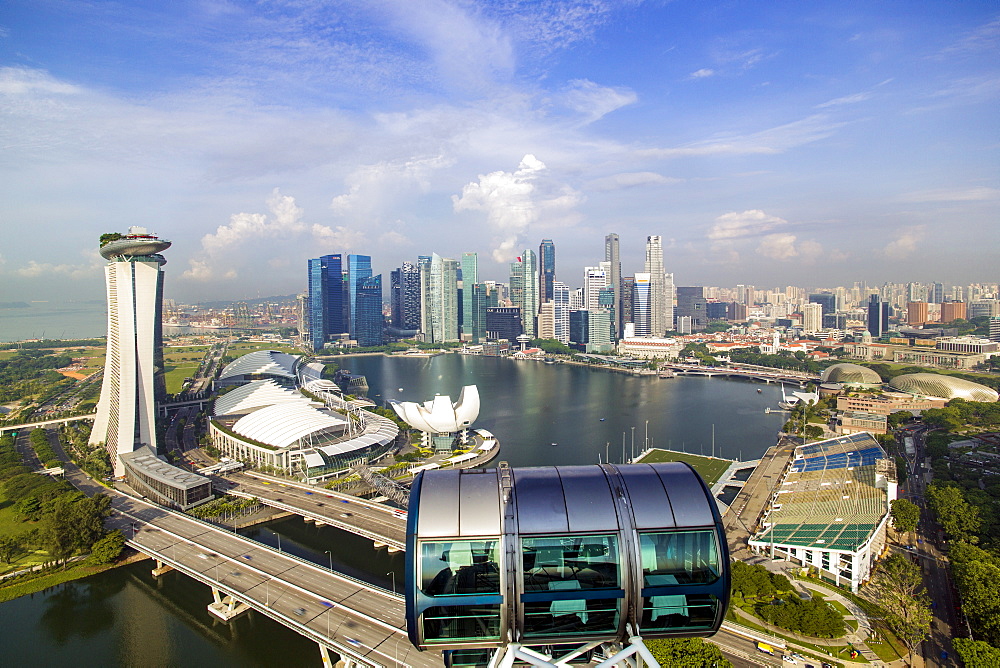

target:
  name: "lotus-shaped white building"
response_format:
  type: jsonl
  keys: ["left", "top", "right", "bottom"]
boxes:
{"left": 391, "top": 386, "right": 480, "bottom": 452}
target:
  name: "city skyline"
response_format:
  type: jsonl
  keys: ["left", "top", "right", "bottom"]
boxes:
{"left": 2, "top": 2, "right": 998, "bottom": 303}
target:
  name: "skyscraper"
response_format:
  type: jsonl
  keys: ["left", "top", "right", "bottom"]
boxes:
{"left": 583, "top": 265, "right": 608, "bottom": 311}
{"left": 605, "top": 233, "right": 621, "bottom": 337}
{"left": 355, "top": 275, "right": 383, "bottom": 346}
{"left": 552, "top": 281, "right": 570, "bottom": 344}
{"left": 307, "top": 253, "right": 344, "bottom": 350}
{"left": 470, "top": 282, "right": 497, "bottom": 343}
{"left": 461, "top": 253, "right": 478, "bottom": 340}
{"left": 90, "top": 227, "right": 170, "bottom": 475}
{"left": 512, "top": 249, "right": 538, "bottom": 337}
{"left": 347, "top": 254, "right": 372, "bottom": 339}
{"left": 423, "top": 253, "right": 460, "bottom": 343}
{"left": 390, "top": 262, "right": 421, "bottom": 333}
{"left": 632, "top": 273, "right": 651, "bottom": 337}
{"left": 802, "top": 302, "right": 823, "bottom": 331}
{"left": 539, "top": 239, "right": 556, "bottom": 304}
{"left": 645, "top": 236, "right": 671, "bottom": 336}
{"left": 867, "top": 294, "right": 890, "bottom": 338}
{"left": 676, "top": 287, "right": 708, "bottom": 332}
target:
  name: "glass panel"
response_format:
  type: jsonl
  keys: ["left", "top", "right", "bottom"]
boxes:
{"left": 423, "top": 604, "right": 501, "bottom": 641}
{"left": 420, "top": 540, "right": 501, "bottom": 596}
{"left": 522, "top": 535, "right": 620, "bottom": 591}
{"left": 522, "top": 535, "right": 621, "bottom": 637}
{"left": 639, "top": 530, "right": 720, "bottom": 585}
{"left": 642, "top": 594, "right": 719, "bottom": 631}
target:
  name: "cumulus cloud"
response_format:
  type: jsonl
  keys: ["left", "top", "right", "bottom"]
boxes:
{"left": 689, "top": 68, "right": 715, "bottom": 79}
{"left": 13, "top": 260, "right": 101, "bottom": 280}
{"left": 452, "top": 154, "right": 582, "bottom": 262}
{"left": 708, "top": 209, "right": 788, "bottom": 240}
{"left": 184, "top": 189, "right": 364, "bottom": 282}
{"left": 587, "top": 172, "right": 683, "bottom": 191}
{"left": 561, "top": 79, "right": 637, "bottom": 123}
{"left": 756, "top": 235, "right": 824, "bottom": 261}
{"left": 883, "top": 227, "right": 926, "bottom": 260}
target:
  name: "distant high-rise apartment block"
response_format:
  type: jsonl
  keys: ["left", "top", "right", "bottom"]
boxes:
{"left": 802, "top": 302, "right": 823, "bottom": 332}
{"left": 907, "top": 301, "right": 929, "bottom": 326}
{"left": 90, "top": 227, "right": 170, "bottom": 475}
{"left": 539, "top": 239, "right": 556, "bottom": 304}
{"left": 307, "top": 253, "right": 344, "bottom": 350}
{"left": 939, "top": 301, "right": 966, "bottom": 323}
{"left": 552, "top": 282, "right": 570, "bottom": 344}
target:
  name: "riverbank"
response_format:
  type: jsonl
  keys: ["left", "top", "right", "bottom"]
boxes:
{"left": 0, "top": 548, "right": 149, "bottom": 604}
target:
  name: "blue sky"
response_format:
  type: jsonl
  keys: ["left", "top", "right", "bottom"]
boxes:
{"left": 1, "top": 1, "right": 997, "bottom": 303}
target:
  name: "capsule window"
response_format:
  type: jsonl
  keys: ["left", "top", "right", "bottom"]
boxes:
{"left": 639, "top": 530, "right": 722, "bottom": 632}
{"left": 420, "top": 540, "right": 502, "bottom": 596}
{"left": 521, "top": 535, "right": 622, "bottom": 637}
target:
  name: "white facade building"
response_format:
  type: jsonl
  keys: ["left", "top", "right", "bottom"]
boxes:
{"left": 90, "top": 228, "right": 170, "bottom": 475}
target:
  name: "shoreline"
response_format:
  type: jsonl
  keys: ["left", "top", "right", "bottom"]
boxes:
{"left": 0, "top": 547, "right": 151, "bottom": 604}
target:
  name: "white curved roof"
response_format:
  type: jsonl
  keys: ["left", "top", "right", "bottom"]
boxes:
{"left": 219, "top": 350, "right": 299, "bottom": 381}
{"left": 888, "top": 373, "right": 999, "bottom": 402}
{"left": 390, "top": 385, "right": 480, "bottom": 433}
{"left": 232, "top": 403, "right": 347, "bottom": 449}
{"left": 214, "top": 380, "right": 312, "bottom": 415}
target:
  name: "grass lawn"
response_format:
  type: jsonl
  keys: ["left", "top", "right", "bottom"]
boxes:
{"left": 0, "top": 561, "right": 117, "bottom": 603}
{"left": 163, "top": 362, "right": 201, "bottom": 394}
{"left": 635, "top": 449, "right": 732, "bottom": 485}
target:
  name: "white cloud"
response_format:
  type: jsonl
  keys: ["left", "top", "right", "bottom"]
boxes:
{"left": 184, "top": 189, "right": 366, "bottom": 282}
{"left": 452, "top": 154, "right": 582, "bottom": 262}
{"left": 14, "top": 260, "right": 99, "bottom": 280}
{"left": 561, "top": 79, "right": 637, "bottom": 123}
{"left": 708, "top": 210, "right": 789, "bottom": 240}
{"left": 816, "top": 92, "right": 873, "bottom": 108}
{"left": 689, "top": 68, "right": 715, "bottom": 79}
{"left": 587, "top": 172, "right": 682, "bottom": 191}
{"left": 883, "top": 227, "right": 926, "bottom": 260}
{"left": 640, "top": 114, "right": 845, "bottom": 159}
{"left": 898, "top": 186, "right": 1000, "bottom": 202}
{"left": 0, "top": 67, "right": 81, "bottom": 96}
{"left": 755, "top": 234, "right": 824, "bottom": 261}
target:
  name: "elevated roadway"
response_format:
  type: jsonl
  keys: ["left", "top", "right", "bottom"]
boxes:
{"left": 65, "top": 464, "right": 438, "bottom": 667}
{"left": 225, "top": 471, "right": 406, "bottom": 550}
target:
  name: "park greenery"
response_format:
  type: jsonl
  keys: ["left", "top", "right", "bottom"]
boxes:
{"left": 948, "top": 542, "right": 1000, "bottom": 647}
{"left": 0, "top": 349, "right": 76, "bottom": 404}
{"left": 730, "top": 561, "right": 846, "bottom": 638}
{"left": 953, "top": 638, "right": 1000, "bottom": 667}
{"left": 527, "top": 338, "right": 573, "bottom": 355}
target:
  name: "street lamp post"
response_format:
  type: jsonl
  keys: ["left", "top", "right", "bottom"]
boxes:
{"left": 629, "top": 427, "right": 634, "bottom": 464}
{"left": 325, "top": 550, "right": 333, "bottom": 572}
{"left": 276, "top": 532, "right": 282, "bottom": 553}
{"left": 387, "top": 571, "right": 396, "bottom": 595}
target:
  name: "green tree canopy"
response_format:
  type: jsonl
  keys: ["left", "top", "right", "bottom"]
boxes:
{"left": 890, "top": 498, "right": 920, "bottom": 533}
{"left": 864, "top": 554, "right": 932, "bottom": 653}
{"left": 952, "top": 559, "right": 1000, "bottom": 646}
{"left": 646, "top": 637, "right": 731, "bottom": 667}
{"left": 927, "top": 484, "right": 981, "bottom": 543}
{"left": 89, "top": 530, "right": 125, "bottom": 565}
{"left": 952, "top": 638, "right": 1000, "bottom": 668}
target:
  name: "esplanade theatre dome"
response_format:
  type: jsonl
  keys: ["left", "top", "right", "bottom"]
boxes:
{"left": 888, "top": 373, "right": 999, "bottom": 402}
{"left": 820, "top": 363, "right": 884, "bottom": 389}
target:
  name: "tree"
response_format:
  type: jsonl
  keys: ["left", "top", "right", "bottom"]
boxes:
{"left": 952, "top": 559, "right": 1000, "bottom": 646}
{"left": 646, "top": 637, "right": 731, "bottom": 667}
{"left": 864, "top": 554, "right": 932, "bottom": 654}
{"left": 890, "top": 498, "right": 920, "bottom": 534}
{"left": 0, "top": 535, "right": 24, "bottom": 564}
{"left": 953, "top": 638, "right": 1000, "bottom": 667}
{"left": 927, "top": 484, "right": 981, "bottom": 543}
{"left": 89, "top": 530, "right": 125, "bottom": 565}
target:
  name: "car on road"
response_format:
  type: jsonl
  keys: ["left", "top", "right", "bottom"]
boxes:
{"left": 293, "top": 607, "right": 305, "bottom": 616}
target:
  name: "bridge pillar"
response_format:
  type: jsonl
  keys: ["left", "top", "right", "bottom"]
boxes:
{"left": 207, "top": 588, "right": 251, "bottom": 621}
{"left": 372, "top": 541, "right": 386, "bottom": 549}
{"left": 387, "top": 546, "right": 401, "bottom": 554}
{"left": 151, "top": 560, "right": 174, "bottom": 577}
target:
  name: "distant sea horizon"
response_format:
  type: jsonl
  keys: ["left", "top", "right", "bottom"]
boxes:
{"left": 0, "top": 300, "right": 107, "bottom": 343}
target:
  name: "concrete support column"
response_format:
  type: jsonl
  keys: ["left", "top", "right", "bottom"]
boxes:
{"left": 207, "top": 588, "right": 251, "bottom": 621}
{"left": 319, "top": 644, "right": 335, "bottom": 668}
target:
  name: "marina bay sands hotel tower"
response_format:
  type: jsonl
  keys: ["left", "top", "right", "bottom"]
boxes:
{"left": 89, "top": 227, "right": 171, "bottom": 475}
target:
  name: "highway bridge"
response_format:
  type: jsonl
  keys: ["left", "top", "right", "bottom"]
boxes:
{"left": 65, "top": 463, "right": 438, "bottom": 668}
{"left": 0, "top": 413, "right": 96, "bottom": 435}
{"left": 661, "top": 363, "right": 820, "bottom": 385}
{"left": 225, "top": 471, "right": 406, "bottom": 551}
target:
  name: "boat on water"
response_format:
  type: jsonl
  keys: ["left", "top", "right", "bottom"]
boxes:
{"left": 551, "top": 442, "right": 558, "bottom": 446}
{"left": 757, "top": 388, "right": 762, "bottom": 394}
